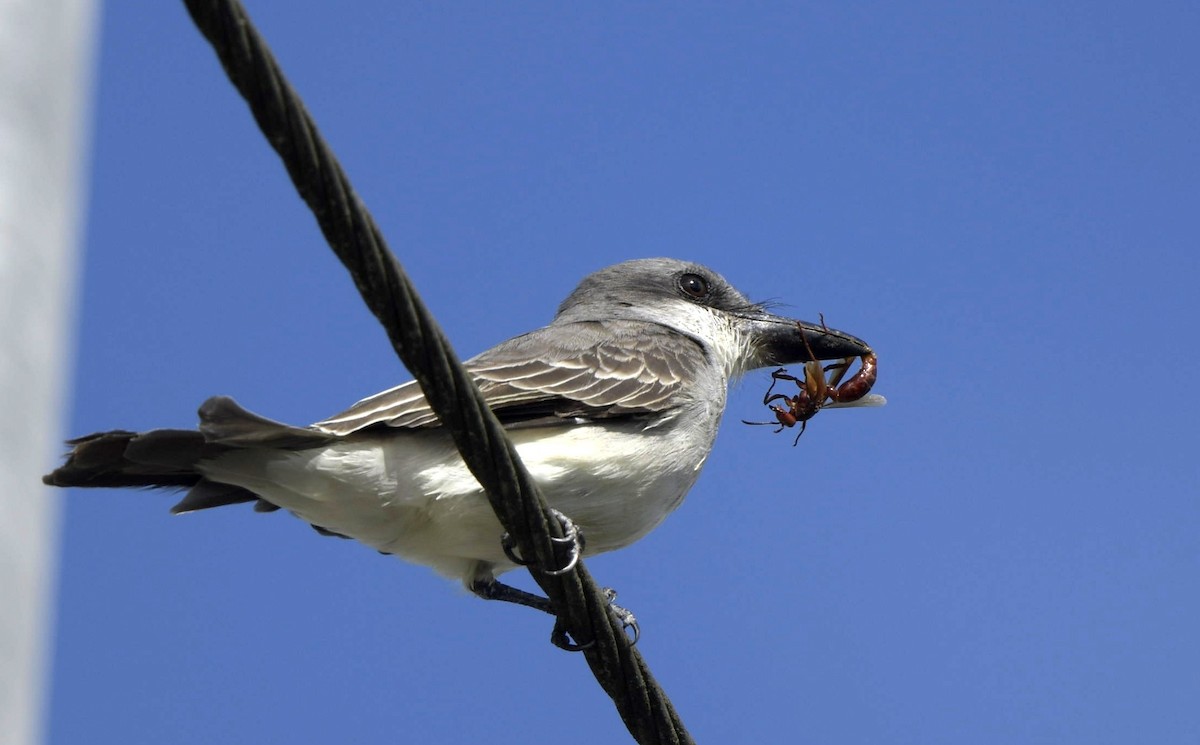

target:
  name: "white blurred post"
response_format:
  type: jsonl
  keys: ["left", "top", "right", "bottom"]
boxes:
{"left": 0, "top": 1, "right": 97, "bottom": 743}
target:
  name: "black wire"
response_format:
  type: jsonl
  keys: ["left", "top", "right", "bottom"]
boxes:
{"left": 181, "top": 1, "right": 692, "bottom": 743}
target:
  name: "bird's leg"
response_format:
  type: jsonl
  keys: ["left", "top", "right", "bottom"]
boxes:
{"left": 470, "top": 556, "right": 640, "bottom": 652}
{"left": 468, "top": 577, "right": 605, "bottom": 651}
{"left": 487, "top": 510, "right": 638, "bottom": 650}
{"left": 468, "top": 576, "right": 555, "bottom": 614}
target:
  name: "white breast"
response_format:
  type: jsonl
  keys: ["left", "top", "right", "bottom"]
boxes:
{"left": 199, "top": 405, "right": 721, "bottom": 584}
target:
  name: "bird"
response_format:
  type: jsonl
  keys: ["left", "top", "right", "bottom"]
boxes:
{"left": 44, "top": 258, "right": 874, "bottom": 611}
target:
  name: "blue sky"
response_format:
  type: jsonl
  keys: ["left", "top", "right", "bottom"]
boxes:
{"left": 50, "top": 2, "right": 1197, "bottom": 743}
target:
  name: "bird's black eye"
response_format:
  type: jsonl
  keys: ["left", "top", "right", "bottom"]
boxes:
{"left": 678, "top": 272, "right": 709, "bottom": 300}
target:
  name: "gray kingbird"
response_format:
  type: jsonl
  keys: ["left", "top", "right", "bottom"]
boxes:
{"left": 45, "top": 258, "right": 875, "bottom": 608}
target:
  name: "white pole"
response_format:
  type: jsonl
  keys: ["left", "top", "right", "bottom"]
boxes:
{"left": 0, "top": 1, "right": 97, "bottom": 743}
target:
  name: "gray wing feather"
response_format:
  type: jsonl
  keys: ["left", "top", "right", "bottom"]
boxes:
{"left": 312, "top": 320, "right": 704, "bottom": 435}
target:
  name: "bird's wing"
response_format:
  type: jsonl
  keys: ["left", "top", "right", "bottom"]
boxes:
{"left": 311, "top": 320, "right": 706, "bottom": 435}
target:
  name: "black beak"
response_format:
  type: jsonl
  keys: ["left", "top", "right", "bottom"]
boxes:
{"left": 739, "top": 310, "right": 872, "bottom": 368}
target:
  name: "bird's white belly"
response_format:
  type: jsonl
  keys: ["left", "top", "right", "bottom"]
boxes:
{"left": 199, "top": 417, "right": 714, "bottom": 582}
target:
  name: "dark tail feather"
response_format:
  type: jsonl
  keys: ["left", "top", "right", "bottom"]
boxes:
{"left": 44, "top": 396, "right": 334, "bottom": 513}
{"left": 43, "top": 429, "right": 212, "bottom": 489}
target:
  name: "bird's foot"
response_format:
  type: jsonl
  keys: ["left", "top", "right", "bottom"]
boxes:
{"left": 549, "top": 588, "right": 639, "bottom": 652}
{"left": 471, "top": 576, "right": 639, "bottom": 652}
{"left": 500, "top": 508, "right": 586, "bottom": 576}
{"left": 544, "top": 509, "right": 586, "bottom": 575}
{"left": 604, "top": 588, "right": 640, "bottom": 645}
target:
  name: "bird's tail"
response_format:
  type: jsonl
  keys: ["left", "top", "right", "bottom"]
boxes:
{"left": 42, "top": 428, "right": 213, "bottom": 489}
{"left": 43, "top": 396, "right": 334, "bottom": 513}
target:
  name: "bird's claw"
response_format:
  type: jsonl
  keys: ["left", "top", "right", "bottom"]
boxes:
{"left": 499, "top": 508, "right": 586, "bottom": 575}
{"left": 604, "top": 587, "right": 640, "bottom": 645}
{"left": 551, "top": 618, "right": 592, "bottom": 651}
{"left": 549, "top": 587, "right": 639, "bottom": 652}
{"left": 499, "top": 531, "right": 528, "bottom": 567}
{"left": 543, "top": 508, "right": 586, "bottom": 576}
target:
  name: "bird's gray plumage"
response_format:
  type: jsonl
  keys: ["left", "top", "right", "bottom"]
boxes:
{"left": 314, "top": 320, "right": 709, "bottom": 433}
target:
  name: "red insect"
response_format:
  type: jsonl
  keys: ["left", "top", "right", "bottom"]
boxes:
{"left": 743, "top": 321, "right": 878, "bottom": 445}
{"left": 741, "top": 364, "right": 828, "bottom": 444}
{"left": 825, "top": 352, "right": 878, "bottom": 405}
